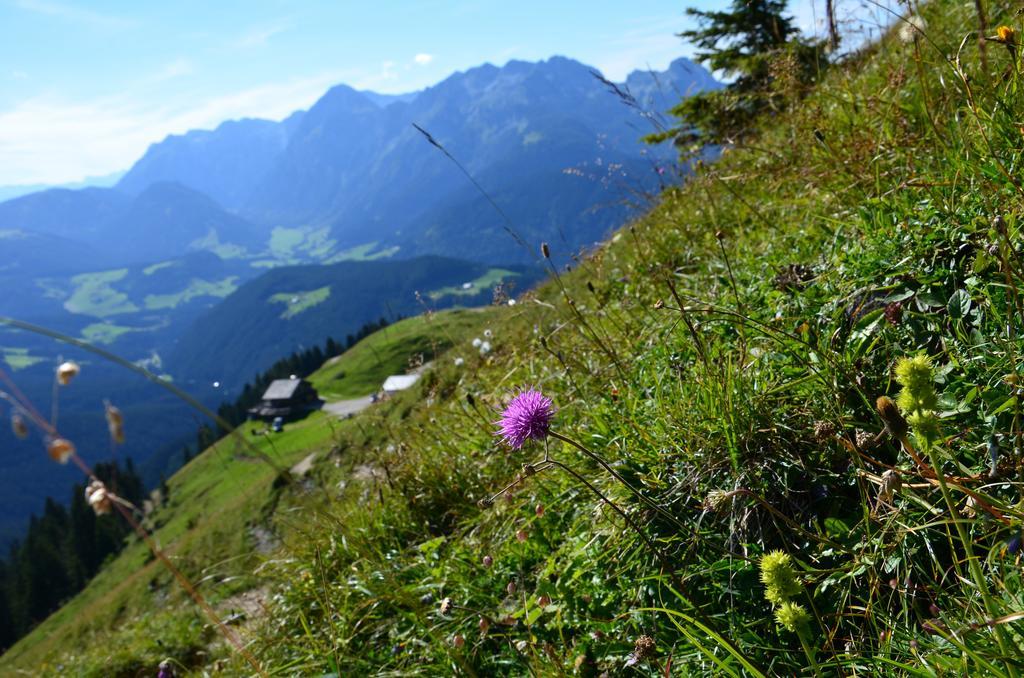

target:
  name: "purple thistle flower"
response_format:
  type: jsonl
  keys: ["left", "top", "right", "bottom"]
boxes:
{"left": 496, "top": 389, "right": 554, "bottom": 449}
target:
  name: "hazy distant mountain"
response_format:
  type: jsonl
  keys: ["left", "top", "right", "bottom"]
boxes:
{"left": 117, "top": 114, "right": 305, "bottom": 210}
{"left": 0, "top": 170, "right": 125, "bottom": 204}
{"left": 0, "top": 182, "right": 266, "bottom": 265}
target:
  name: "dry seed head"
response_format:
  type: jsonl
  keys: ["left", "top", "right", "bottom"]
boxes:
{"left": 85, "top": 479, "right": 112, "bottom": 516}
{"left": 633, "top": 635, "right": 656, "bottom": 660}
{"left": 105, "top": 402, "right": 125, "bottom": 444}
{"left": 11, "top": 413, "right": 28, "bottom": 439}
{"left": 47, "top": 437, "right": 76, "bottom": 464}
{"left": 541, "top": 242, "right": 550, "bottom": 259}
{"left": 56, "top": 361, "right": 80, "bottom": 385}
{"left": 878, "top": 469, "right": 902, "bottom": 503}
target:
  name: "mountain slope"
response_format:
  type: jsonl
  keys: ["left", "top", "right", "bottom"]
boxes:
{"left": 168, "top": 256, "right": 538, "bottom": 385}
{"left": 117, "top": 115, "right": 303, "bottom": 210}
{"left": 7, "top": 1, "right": 1023, "bottom": 673}
{"left": 0, "top": 183, "right": 265, "bottom": 266}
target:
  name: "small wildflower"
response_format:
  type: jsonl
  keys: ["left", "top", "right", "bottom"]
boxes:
{"left": 157, "top": 659, "right": 175, "bottom": 678}
{"left": 515, "top": 639, "right": 529, "bottom": 652}
{"left": 483, "top": 329, "right": 493, "bottom": 338}
{"left": 496, "top": 389, "right": 555, "bottom": 449}
{"left": 453, "top": 357, "right": 465, "bottom": 367}
{"left": 516, "top": 529, "right": 528, "bottom": 542}
{"left": 47, "top": 437, "right": 75, "bottom": 464}
{"left": 451, "top": 634, "right": 465, "bottom": 648}
{"left": 471, "top": 337, "right": 482, "bottom": 348}
{"left": 478, "top": 616, "right": 490, "bottom": 634}
{"left": 506, "top": 580, "right": 517, "bottom": 595}
{"left": 535, "top": 503, "right": 544, "bottom": 517}
{"left": 439, "top": 597, "right": 453, "bottom": 615}
{"left": 507, "top": 298, "right": 516, "bottom": 306}
{"left": 482, "top": 554, "right": 493, "bottom": 568}
{"left": 10, "top": 413, "right": 28, "bottom": 439}
{"left": 997, "top": 25, "right": 1016, "bottom": 43}
{"left": 56, "top": 361, "right": 80, "bottom": 385}
{"left": 775, "top": 601, "right": 811, "bottom": 632}
{"left": 479, "top": 341, "right": 492, "bottom": 355}
{"left": 536, "top": 594, "right": 551, "bottom": 607}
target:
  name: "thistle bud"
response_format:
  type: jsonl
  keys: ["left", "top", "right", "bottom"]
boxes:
{"left": 47, "top": 437, "right": 75, "bottom": 464}
{"left": 11, "top": 413, "right": 28, "bottom": 439}
{"left": 478, "top": 616, "right": 490, "bottom": 634}
{"left": 506, "top": 580, "right": 517, "bottom": 595}
{"left": 535, "top": 503, "right": 544, "bottom": 517}
{"left": 536, "top": 594, "right": 551, "bottom": 607}
{"left": 56, "top": 361, "right": 80, "bottom": 385}
{"left": 451, "top": 634, "right": 465, "bottom": 648}
{"left": 875, "top": 396, "right": 908, "bottom": 438}
{"left": 481, "top": 555, "right": 493, "bottom": 568}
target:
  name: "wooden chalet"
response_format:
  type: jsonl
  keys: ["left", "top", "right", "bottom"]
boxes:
{"left": 248, "top": 377, "right": 320, "bottom": 420}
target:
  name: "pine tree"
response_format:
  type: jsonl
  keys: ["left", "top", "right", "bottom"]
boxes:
{"left": 648, "top": 0, "right": 824, "bottom": 148}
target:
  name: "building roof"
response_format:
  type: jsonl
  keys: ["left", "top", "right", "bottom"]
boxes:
{"left": 262, "top": 378, "right": 307, "bottom": 400}
{"left": 382, "top": 374, "right": 420, "bottom": 393}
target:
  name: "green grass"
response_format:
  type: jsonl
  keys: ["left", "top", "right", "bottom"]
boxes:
{"left": 427, "top": 267, "right": 518, "bottom": 300}
{"left": 64, "top": 269, "right": 138, "bottom": 318}
{"left": 309, "top": 308, "right": 498, "bottom": 400}
{"left": 143, "top": 276, "right": 238, "bottom": 310}
{"left": 268, "top": 285, "right": 331, "bottom": 319}
{"left": 12, "top": 2, "right": 1024, "bottom": 674}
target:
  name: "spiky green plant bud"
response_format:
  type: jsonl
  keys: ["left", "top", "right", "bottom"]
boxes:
{"left": 761, "top": 551, "right": 802, "bottom": 604}
{"left": 907, "top": 410, "right": 941, "bottom": 444}
{"left": 894, "top": 355, "right": 938, "bottom": 412}
{"left": 775, "top": 601, "right": 811, "bottom": 632}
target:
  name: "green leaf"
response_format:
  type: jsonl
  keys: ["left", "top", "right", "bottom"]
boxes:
{"left": 947, "top": 289, "right": 971, "bottom": 320}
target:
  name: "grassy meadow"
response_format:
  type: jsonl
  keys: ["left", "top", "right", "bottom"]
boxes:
{"left": 8, "top": 0, "right": 1024, "bottom": 674}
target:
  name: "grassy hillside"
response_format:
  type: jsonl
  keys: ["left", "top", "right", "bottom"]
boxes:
{"left": 309, "top": 309, "right": 499, "bottom": 400}
{"left": 8, "top": 1, "right": 1024, "bottom": 674}
{"left": 0, "top": 309, "right": 483, "bottom": 673}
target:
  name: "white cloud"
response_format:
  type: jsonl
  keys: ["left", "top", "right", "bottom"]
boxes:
{"left": 413, "top": 53, "right": 434, "bottom": 65}
{"left": 14, "top": 0, "right": 137, "bottom": 29}
{"left": 152, "top": 58, "right": 193, "bottom": 82}
{"left": 232, "top": 22, "right": 290, "bottom": 49}
{"left": 0, "top": 72, "right": 351, "bottom": 185}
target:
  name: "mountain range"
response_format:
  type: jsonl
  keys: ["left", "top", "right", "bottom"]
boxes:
{"left": 0, "top": 55, "right": 718, "bottom": 544}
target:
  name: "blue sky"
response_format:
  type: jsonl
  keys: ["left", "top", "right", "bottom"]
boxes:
{"left": 0, "top": 0, "right": 841, "bottom": 185}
